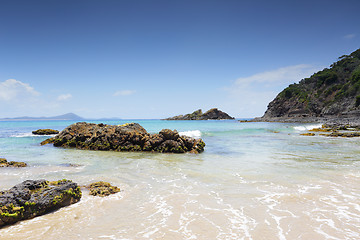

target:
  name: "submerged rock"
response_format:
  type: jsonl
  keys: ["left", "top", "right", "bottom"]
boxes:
{"left": 164, "top": 108, "right": 235, "bottom": 120}
{"left": 0, "top": 158, "right": 27, "bottom": 168}
{"left": 0, "top": 179, "right": 81, "bottom": 227}
{"left": 41, "top": 122, "right": 205, "bottom": 153}
{"left": 32, "top": 129, "right": 59, "bottom": 135}
{"left": 87, "top": 181, "right": 120, "bottom": 197}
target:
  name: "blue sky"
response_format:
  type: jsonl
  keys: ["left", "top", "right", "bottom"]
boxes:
{"left": 0, "top": 0, "right": 359, "bottom": 119}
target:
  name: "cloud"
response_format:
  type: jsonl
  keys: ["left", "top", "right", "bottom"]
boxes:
{"left": 113, "top": 90, "right": 136, "bottom": 96}
{"left": 225, "top": 64, "right": 322, "bottom": 117}
{"left": 235, "top": 64, "right": 319, "bottom": 86}
{"left": 57, "top": 93, "right": 72, "bottom": 101}
{"left": 344, "top": 34, "right": 356, "bottom": 40}
{"left": 0, "top": 79, "right": 39, "bottom": 101}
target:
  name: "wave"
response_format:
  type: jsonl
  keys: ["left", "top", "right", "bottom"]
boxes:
{"left": 179, "top": 130, "right": 202, "bottom": 139}
{"left": 10, "top": 132, "right": 53, "bottom": 138}
{"left": 293, "top": 124, "right": 323, "bottom": 131}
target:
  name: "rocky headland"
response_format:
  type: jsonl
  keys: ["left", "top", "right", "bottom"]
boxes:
{"left": 41, "top": 122, "right": 205, "bottom": 153}
{"left": 253, "top": 48, "right": 360, "bottom": 127}
{"left": 0, "top": 179, "right": 81, "bottom": 227}
{"left": 164, "top": 108, "right": 234, "bottom": 120}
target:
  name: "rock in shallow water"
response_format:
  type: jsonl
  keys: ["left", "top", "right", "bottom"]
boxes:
{"left": 87, "top": 181, "right": 120, "bottom": 197}
{"left": 41, "top": 122, "right": 205, "bottom": 153}
{"left": 0, "top": 158, "right": 27, "bottom": 168}
{"left": 32, "top": 129, "right": 59, "bottom": 135}
{"left": 0, "top": 179, "right": 81, "bottom": 227}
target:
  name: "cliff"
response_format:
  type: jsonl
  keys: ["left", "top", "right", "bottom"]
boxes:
{"left": 258, "top": 49, "right": 360, "bottom": 123}
{"left": 165, "top": 108, "right": 234, "bottom": 120}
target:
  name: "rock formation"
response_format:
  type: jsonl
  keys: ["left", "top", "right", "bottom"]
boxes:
{"left": 32, "top": 129, "right": 59, "bottom": 135}
{"left": 165, "top": 108, "right": 234, "bottom": 120}
{"left": 87, "top": 182, "right": 120, "bottom": 197}
{"left": 41, "top": 122, "right": 205, "bottom": 153}
{"left": 0, "top": 179, "right": 81, "bottom": 227}
{"left": 256, "top": 49, "right": 360, "bottom": 125}
{"left": 0, "top": 158, "right": 27, "bottom": 168}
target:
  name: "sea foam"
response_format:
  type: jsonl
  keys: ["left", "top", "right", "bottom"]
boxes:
{"left": 179, "top": 130, "right": 202, "bottom": 139}
{"left": 293, "top": 124, "right": 323, "bottom": 131}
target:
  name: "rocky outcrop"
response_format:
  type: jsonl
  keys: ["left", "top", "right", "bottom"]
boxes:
{"left": 87, "top": 182, "right": 120, "bottom": 197}
{"left": 0, "top": 158, "right": 27, "bottom": 168}
{"left": 0, "top": 179, "right": 81, "bottom": 227}
{"left": 165, "top": 108, "right": 234, "bottom": 120}
{"left": 41, "top": 122, "right": 205, "bottom": 153}
{"left": 32, "top": 129, "right": 59, "bottom": 135}
{"left": 256, "top": 49, "right": 360, "bottom": 125}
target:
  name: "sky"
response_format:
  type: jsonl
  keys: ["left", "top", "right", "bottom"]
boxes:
{"left": 0, "top": 0, "right": 359, "bottom": 119}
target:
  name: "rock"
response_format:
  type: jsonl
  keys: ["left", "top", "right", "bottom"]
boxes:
{"left": 0, "top": 179, "right": 81, "bottom": 227}
{"left": 300, "top": 133, "right": 315, "bottom": 136}
{"left": 164, "top": 108, "right": 234, "bottom": 120}
{"left": 32, "top": 129, "right": 59, "bottom": 135}
{"left": 0, "top": 158, "right": 27, "bottom": 168}
{"left": 41, "top": 122, "right": 205, "bottom": 153}
{"left": 87, "top": 181, "right": 120, "bottom": 197}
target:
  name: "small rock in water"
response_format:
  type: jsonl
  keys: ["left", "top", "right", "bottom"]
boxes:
{"left": 87, "top": 181, "right": 120, "bottom": 197}
{"left": 32, "top": 129, "right": 59, "bottom": 135}
{"left": 0, "top": 158, "right": 27, "bottom": 168}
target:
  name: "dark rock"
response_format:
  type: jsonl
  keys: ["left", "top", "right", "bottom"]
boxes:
{"left": 41, "top": 122, "right": 205, "bottom": 153}
{"left": 32, "top": 129, "right": 59, "bottom": 135}
{"left": 164, "top": 108, "right": 234, "bottom": 120}
{"left": 0, "top": 158, "right": 27, "bottom": 168}
{"left": 0, "top": 179, "right": 81, "bottom": 227}
{"left": 87, "top": 181, "right": 120, "bottom": 197}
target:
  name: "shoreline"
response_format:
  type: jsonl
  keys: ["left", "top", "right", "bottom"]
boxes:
{"left": 245, "top": 116, "right": 360, "bottom": 128}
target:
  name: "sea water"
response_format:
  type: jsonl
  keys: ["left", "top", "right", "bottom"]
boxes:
{"left": 0, "top": 120, "right": 360, "bottom": 239}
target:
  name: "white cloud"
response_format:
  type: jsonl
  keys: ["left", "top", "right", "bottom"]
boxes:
{"left": 57, "top": 93, "right": 72, "bottom": 101}
{"left": 0, "top": 79, "right": 39, "bottom": 101}
{"left": 344, "top": 34, "right": 356, "bottom": 40}
{"left": 235, "top": 64, "right": 319, "bottom": 86}
{"left": 226, "top": 64, "right": 322, "bottom": 117}
{"left": 113, "top": 90, "right": 136, "bottom": 96}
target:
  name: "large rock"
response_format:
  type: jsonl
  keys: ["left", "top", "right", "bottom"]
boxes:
{"left": 164, "top": 108, "right": 234, "bottom": 120}
{"left": 0, "top": 179, "right": 81, "bottom": 227}
{"left": 41, "top": 122, "right": 205, "bottom": 153}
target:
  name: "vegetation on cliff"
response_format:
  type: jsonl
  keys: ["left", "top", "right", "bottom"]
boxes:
{"left": 262, "top": 49, "right": 360, "bottom": 119}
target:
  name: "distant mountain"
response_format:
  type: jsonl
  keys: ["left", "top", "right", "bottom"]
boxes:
{"left": 257, "top": 48, "right": 360, "bottom": 122}
{"left": 164, "top": 108, "right": 235, "bottom": 120}
{"left": 0, "top": 113, "right": 84, "bottom": 121}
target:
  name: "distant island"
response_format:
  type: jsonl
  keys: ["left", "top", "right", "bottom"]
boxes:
{"left": 0, "top": 113, "right": 84, "bottom": 121}
{"left": 254, "top": 48, "right": 360, "bottom": 125}
{"left": 164, "top": 108, "right": 235, "bottom": 120}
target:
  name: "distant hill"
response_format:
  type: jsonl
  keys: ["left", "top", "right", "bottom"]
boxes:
{"left": 258, "top": 48, "right": 360, "bottom": 122}
{"left": 0, "top": 113, "right": 84, "bottom": 121}
{"left": 164, "top": 108, "right": 235, "bottom": 120}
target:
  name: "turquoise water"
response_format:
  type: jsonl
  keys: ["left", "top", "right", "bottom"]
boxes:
{"left": 1, "top": 120, "right": 360, "bottom": 239}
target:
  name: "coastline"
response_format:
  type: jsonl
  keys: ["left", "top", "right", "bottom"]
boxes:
{"left": 248, "top": 115, "right": 360, "bottom": 128}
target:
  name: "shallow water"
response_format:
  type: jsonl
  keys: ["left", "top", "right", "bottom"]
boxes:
{"left": 0, "top": 120, "right": 360, "bottom": 239}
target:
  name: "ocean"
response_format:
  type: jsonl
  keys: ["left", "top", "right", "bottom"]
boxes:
{"left": 0, "top": 119, "right": 360, "bottom": 239}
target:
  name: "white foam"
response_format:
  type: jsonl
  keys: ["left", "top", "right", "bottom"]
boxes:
{"left": 179, "top": 130, "right": 202, "bottom": 139}
{"left": 10, "top": 132, "right": 53, "bottom": 137}
{"left": 293, "top": 124, "right": 323, "bottom": 131}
